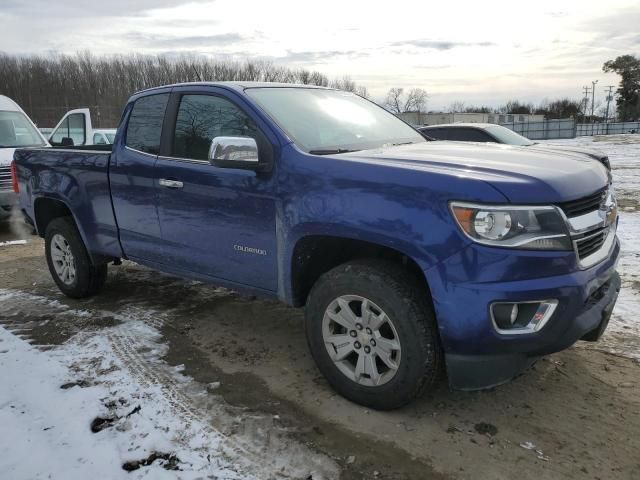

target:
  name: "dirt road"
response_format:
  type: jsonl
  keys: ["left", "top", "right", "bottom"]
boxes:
{"left": 1, "top": 220, "right": 639, "bottom": 480}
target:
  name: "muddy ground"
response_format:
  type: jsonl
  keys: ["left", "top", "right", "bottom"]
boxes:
{"left": 1, "top": 220, "right": 639, "bottom": 480}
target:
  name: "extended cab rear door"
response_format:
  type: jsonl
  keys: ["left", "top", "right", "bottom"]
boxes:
{"left": 109, "top": 91, "right": 170, "bottom": 263}
{"left": 154, "top": 86, "right": 278, "bottom": 292}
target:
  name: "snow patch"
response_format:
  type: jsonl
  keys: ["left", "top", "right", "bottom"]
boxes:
{"left": 0, "top": 239, "right": 27, "bottom": 247}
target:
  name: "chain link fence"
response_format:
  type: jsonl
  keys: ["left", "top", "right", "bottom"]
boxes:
{"left": 576, "top": 121, "right": 640, "bottom": 136}
{"left": 499, "top": 119, "right": 576, "bottom": 140}
{"left": 500, "top": 120, "right": 640, "bottom": 140}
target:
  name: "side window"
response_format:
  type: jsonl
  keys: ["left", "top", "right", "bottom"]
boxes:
{"left": 172, "top": 94, "right": 258, "bottom": 161}
{"left": 50, "top": 113, "right": 86, "bottom": 146}
{"left": 50, "top": 117, "right": 69, "bottom": 145}
{"left": 93, "top": 133, "right": 106, "bottom": 145}
{"left": 465, "top": 129, "right": 494, "bottom": 142}
{"left": 424, "top": 128, "right": 449, "bottom": 140}
{"left": 126, "top": 94, "right": 169, "bottom": 154}
{"left": 447, "top": 128, "right": 470, "bottom": 141}
{"left": 67, "top": 113, "right": 86, "bottom": 145}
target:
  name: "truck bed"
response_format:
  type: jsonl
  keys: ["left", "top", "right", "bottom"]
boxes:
{"left": 14, "top": 146, "right": 123, "bottom": 261}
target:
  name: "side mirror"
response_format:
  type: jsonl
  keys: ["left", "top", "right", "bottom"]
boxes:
{"left": 60, "top": 137, "right": 74, "bottom": 147}
{"left": 208, "top": 136, "right": 260, "bottom": 170}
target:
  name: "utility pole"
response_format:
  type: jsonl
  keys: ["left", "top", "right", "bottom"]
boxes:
{"left": 581, "top": 85, "right": 592, "bottom": 132}
{"left": 604, "top": 85, "right": 615, "bottom": 134}
{"left": 591, "top": 80, "right": 599, "bottom": 135}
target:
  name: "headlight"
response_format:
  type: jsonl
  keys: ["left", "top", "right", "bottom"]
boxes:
{"left": 450, "top": 202, "right": 572, "bottom": 250}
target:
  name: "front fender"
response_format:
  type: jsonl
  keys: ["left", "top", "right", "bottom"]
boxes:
{"left": 276, "top": 145, "right": 507, "bottom": 303}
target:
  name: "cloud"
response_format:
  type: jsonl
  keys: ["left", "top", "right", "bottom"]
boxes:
{"left": 123, "top": 32, "right": 246, "bottom": 49}
{"left": 0, "top": 0, "right": 212, "bottom": 18}
{"left": 545, "top": 11, "right": 568, "bottom": 18}
{"left": 281, "top": 50, "right": 370, "bottom": 63}
{"left": 390, "top": 40, "right": 494, "bottom": 50}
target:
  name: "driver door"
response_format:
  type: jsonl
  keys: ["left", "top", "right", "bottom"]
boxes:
{"left": 154, "top": 89, "right": 278, "bottom": 292}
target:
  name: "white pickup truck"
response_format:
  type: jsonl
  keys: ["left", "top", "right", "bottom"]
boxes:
{"left": 0, "top": 95, "right": 49, "bottom": 217}
{"left": 48, "top": 108, "right": 116, "bottom": 147}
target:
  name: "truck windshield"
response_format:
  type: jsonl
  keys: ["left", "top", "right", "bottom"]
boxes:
{"left": 246, "top": 88, "right": 425, "bottom": 153}
{"left": 0, "top": 111, "right": 47, "bottom": 148}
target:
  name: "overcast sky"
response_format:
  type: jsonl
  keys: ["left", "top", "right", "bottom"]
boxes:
{"left": 1, "top": 0, "right": 638, "bottom": 109}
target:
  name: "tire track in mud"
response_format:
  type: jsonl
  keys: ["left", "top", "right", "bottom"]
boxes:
{"left": 105, "top": 307, "right": 339, "bottom": 479}
{"left": 0, "top": 288, "right": 339, "bottom": 480}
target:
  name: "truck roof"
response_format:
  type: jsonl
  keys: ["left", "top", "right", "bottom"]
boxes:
{"left": 0, "top": 95, "right": 21, "bottom": 111}
{"left": 134, "top": 81, "right": 332, "bottom": 96}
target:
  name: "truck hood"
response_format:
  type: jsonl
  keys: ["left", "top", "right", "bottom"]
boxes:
{"left": 0, "top": 148, "right": 16, "bottom": 167}
{"left": 339, "top": 141, "right": 610, "bottom": 203}
{"left": 526, "top": 144, "right": 607, "bottom": 161}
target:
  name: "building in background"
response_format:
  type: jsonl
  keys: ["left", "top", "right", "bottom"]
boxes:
{"left": 398, "top": 111, "right": 545, "bottom": 126}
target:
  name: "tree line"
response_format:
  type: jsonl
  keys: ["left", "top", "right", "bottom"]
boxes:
{"left": 384, "top": 88, "right": 586, "bottom": 120}
{"left": 446, "top": 98, "right": 585, "bottom": 119}
{"left": 0, "top": 52, "right": 368, "bottom": 128}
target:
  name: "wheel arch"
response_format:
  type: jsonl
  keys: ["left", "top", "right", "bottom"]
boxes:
{"left": 34, "top": 196, "right": 109, "bottom": 265}
{"left": 288, "top": 233, "right": 432, "bottom": 308}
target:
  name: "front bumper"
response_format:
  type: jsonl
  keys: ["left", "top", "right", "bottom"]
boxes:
{"left": 425, "top": 236, "right": 621, "bottom": 390}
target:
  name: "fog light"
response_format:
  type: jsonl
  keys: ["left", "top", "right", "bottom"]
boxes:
{"left": 491, "top": 300, "right": 558, "bottom": 334}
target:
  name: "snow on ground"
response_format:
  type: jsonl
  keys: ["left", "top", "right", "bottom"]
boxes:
{"left": 0, "top": 240, "right": 27, "bottom": 247}
{"left": 0, "top": 299, "right": 252, "bottom": 480}
{"left": 541, "top": 134, "right": 640, "bottom": 359}
{"left": 0, "top": 289, "right": 338, "bottom": 480}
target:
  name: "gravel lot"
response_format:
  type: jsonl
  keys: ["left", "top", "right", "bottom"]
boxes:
{"left": 1, "top": 135, "right": 640, "bottom": 479}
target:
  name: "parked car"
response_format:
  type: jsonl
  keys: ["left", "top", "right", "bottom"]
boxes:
{"left": 0, "top": 95, "right": 49, "bottom": 217}
{"left": 48, "top": 108, "right": 116, "bottom": 146}
{"left": 13, "top": 83, "right": 620, "bottom": 409}
{"left": 420, "top": 123, "right": 611, "bottom": 169}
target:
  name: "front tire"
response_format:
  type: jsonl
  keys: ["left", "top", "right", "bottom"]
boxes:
{"left": 305, "top": 260, "right": 442, "bottom": 410}
{"left": 45, "top": 217, "right": 107, "bottom": 298}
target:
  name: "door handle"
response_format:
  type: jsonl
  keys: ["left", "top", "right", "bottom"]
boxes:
{"left": 159, "top": 179, "right": 183, "bottom": 189}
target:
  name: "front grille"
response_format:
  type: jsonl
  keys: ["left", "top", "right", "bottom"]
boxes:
{"left": 558, "top": 188, "right": 607, "bottom": 217}
{"left": 575, "top": 228, "right": 607, "bottom": 260}
{"left": 0, "top": 166, "right": 11, "bottom": 189}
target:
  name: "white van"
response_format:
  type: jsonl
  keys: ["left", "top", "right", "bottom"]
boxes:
{"left": 0, "top": 95, "right": 49, "bottom": 216}
{"left": 48, "top": 108, "right": 116, "bottom": 146}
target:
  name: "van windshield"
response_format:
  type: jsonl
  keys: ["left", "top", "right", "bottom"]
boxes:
{"left": 246, "top": 88, "right": 425, "bottom": 153}
{"left": 0, "top": 111, "right": 47, "bottom": 148}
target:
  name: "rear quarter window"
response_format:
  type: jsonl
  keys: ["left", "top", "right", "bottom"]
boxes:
{"left": 125, "top": 94, "right": 169, "bottom": 154}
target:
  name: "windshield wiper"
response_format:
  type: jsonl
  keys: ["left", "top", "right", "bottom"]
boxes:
{"left": 308, "top": 148, "right": 360, "bottom": 155}
{"left": 391, "top": 141, "right": 416, "bottom": 146}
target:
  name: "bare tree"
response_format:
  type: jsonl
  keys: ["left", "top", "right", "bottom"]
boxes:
{"left": 448, "top": 101, "right": 466, "bottom": 113}
{"left": 385, "top": 88, "right": 404, "bottom": 113}
{"left": 404, "top": 88, "right": 428, "bottom": 113}
{"left": 385, "top": 87, "right": 428, "bottom": 113}
{"left": 355, "top": 85, "right": 371, "bottom": 99}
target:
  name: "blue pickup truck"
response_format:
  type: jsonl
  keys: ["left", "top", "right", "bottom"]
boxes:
{"left": 13, "top": 82, "right": 620, "bottom": 410}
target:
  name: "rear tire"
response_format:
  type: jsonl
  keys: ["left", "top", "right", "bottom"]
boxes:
{"left": 305, "top": 260, "right": 442, "bottom": 410}
{"left": 45, "top": 217, "right": 107, "bottom": 298}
